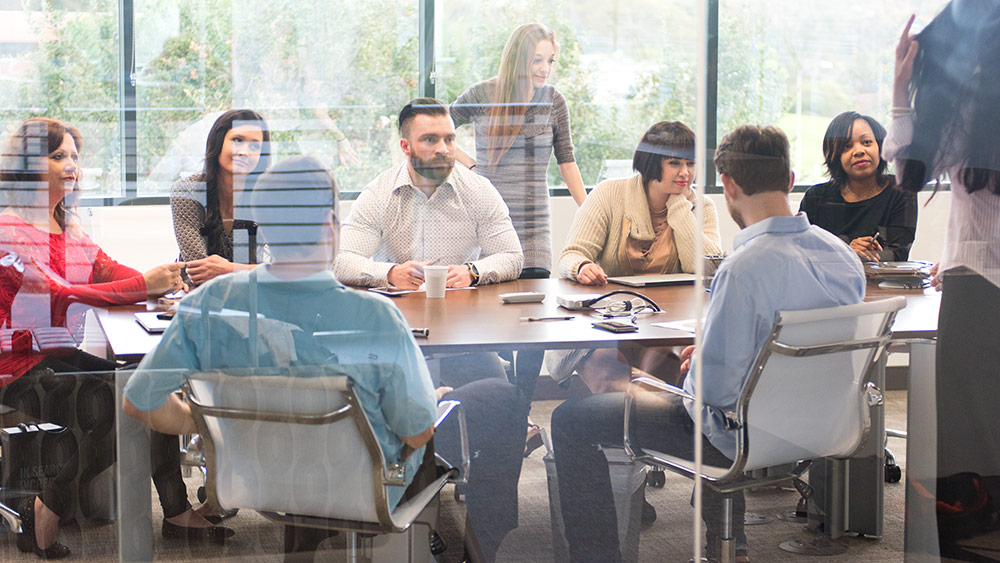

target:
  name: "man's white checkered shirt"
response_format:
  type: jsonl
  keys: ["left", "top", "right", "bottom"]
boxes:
{"left": 334, "top": 161, "right": 523, "bottom": 287}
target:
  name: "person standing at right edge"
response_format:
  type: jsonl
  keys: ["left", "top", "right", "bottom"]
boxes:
{"left": 888, "top": 4, "right": 1000, "bottom": 557}
{"left": 450, "top": 23, "right": 586, "bottom": 442}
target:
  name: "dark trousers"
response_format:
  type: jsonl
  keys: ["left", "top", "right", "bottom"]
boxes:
{"left": 150, "top": 431, "right": 190, "bottom": 518}
{"left": 498, "top": 349, "right": 544, "bottom": 404}
{"left": 551, "top": 391, "right": 745, "bottom": 563}
{"left": 503, "top": 267, "right": 550, "bottom": 402}
{"left": 437, "top": 378, "right": 528, "bottom": 562}
{"left": 933, "top": 267, "right": 1000, "bottom": 552}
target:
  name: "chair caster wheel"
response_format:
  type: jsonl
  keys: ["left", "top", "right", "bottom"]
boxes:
{"left": 430, "top": 531, "right": 447, "bottom": 555}
{"left": 647, "top": 470, "right": 666, "bottom": 488}
{"left": 885, "top": 464, "right": 902, "bottom": 483}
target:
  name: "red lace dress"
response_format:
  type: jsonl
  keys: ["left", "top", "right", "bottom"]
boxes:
{"left": 0, "top": 214, "right": 147, "bottom": 380}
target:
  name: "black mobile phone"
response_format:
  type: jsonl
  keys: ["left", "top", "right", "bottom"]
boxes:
{"left": 592, "top": 321, "right": 638, "bottom": 333}
{"left": 369, "top": 287, "right": 415, "bottom": 297}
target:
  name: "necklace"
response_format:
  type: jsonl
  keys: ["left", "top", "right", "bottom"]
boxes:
{"left": 842, "top": 182, "right": 883, "bottom": 202}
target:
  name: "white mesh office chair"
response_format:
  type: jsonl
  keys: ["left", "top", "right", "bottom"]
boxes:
{"left": 182, "top": 364, "right": 468, "bottom": 563}
{"left": 624, "top": 296, "right": 906, "bottom": 563}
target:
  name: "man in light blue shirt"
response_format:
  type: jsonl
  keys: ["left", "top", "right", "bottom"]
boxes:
{"left": 551, "top": 125, "right": 865, "bottom": 563}
{"left": 124, "top": 156, "right": 526, "bottom": 562}
{"left": 123, "top": 157, "right": 437, "bottom": 521}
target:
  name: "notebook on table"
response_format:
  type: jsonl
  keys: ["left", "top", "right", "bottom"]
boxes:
{"left": 606, "top": 273, "right": 705, "bottom": 287}
{"left": 135, "top": 312, "right": 172, "bottom": 334}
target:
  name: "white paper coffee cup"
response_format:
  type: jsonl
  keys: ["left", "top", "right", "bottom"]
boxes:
{"left": 424, "top": 265, "right": 448, "bottom": 298}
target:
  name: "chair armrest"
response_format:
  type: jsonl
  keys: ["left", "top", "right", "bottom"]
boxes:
{"left": 628, "top": 372, "right": 740, "bottom": 430}
{"left": 435, "top": 400, "right": 460, "bottom": 429}
{"left": 629, "top": 372, "right": 694, "bottom": 400}
{"left": 434, "top": 400, "right": 470, "bottom": 485}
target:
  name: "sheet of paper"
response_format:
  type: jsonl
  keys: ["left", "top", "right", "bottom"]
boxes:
{"left": 650, "top": 319, "right": 700, "bottom": 334}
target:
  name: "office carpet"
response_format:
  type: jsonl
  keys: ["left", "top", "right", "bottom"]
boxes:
{"left": 0, "top": 391, "right": 910, "bottom": 562}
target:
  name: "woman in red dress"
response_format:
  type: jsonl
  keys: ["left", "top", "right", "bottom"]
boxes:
{"left": 0, "top": 118, "right": 224, "bottom": 558}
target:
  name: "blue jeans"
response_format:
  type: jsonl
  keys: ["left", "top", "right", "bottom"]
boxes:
{"left": 551, "top": 391, "right": 746, "bottom": 562}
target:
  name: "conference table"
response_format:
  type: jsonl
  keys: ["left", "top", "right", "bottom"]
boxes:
{"left": 102, "top": 277, "right": 940, "bottom": 561}
{"left": 94, "top": 278, "right": 940, "bottom": 361}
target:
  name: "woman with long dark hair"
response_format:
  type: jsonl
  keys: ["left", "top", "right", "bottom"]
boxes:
{"left": 171, "top": 109, "right": 271, "bottom": 285}
{"left": 888, "top": 3, "right": 1000, "bottom": 554}
{"left": 799, "top": 111, "right": 917, "bottom": 262}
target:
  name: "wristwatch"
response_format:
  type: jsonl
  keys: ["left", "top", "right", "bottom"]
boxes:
{"left": 465, "top": 262, "right": 480, "bottom": 286}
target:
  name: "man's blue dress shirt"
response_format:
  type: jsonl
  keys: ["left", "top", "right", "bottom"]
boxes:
{"left": 683, "top": 213, "right": 866, "bottom": 459}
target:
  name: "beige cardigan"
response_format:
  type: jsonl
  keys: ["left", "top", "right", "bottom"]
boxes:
{"left": 557, "top": 174, "right": 723, "bottom": 280}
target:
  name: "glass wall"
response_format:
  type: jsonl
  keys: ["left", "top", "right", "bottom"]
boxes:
{"left": 0, "top": 1, "right": 958, "bottom": 562}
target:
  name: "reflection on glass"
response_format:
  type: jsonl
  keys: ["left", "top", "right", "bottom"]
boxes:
{"left": 0, "top": 117, "right": 181, "bottom": 557}
{"left": 0, "top": 0, "right": 121, "bottom": 197}
{"left": 719, "top": 0, "right": 950, "bottom": 184}
{"left": 438, "top": 0, "right": 698, "bottom": 189}
{"left": 136, "top": 0, "right": 419, "bottom": 196}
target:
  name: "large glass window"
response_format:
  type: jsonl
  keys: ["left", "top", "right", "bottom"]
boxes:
{"left": 0, "top": 2, "right": 958, "bottom": 562}
{"left": 135, "top": 0, "right": 419, "bottom": 195}
{"left": 0, "top": 0, "right": 120, "bottom": 196}
{"left": 436, "top": 0, "right": 697, "bottom": 188}
{"left": 719, "top": 0, "right": 949, "bottom": 185}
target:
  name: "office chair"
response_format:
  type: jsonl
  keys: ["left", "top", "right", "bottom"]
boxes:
{"left": 231, "top": 219, "right": 259, "bottom": 266}
{"left": 183, "top": 364, "right": 468, "bottom": 563}
{"left": 624, "top": 296, "right": 906, "bottom": 563}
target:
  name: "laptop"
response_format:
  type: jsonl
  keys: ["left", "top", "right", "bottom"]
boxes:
{"left": 606, "top": 273, "right": 704, "bottom": 287}
{"left": 135, "top": 312, "right": 172, "bottom": 334}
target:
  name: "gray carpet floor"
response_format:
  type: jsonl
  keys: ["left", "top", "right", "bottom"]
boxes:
{"left": 0, "top": 391, "right": 910, "bottom": 562}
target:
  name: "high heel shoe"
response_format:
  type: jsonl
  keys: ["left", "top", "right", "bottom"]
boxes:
{"left": 524, "top": 424, "right": 544, "bottom": 458}
{"left": 16, "top": 497, "right": 71, "bottom": 559}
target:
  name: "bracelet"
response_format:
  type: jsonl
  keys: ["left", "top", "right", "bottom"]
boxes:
{"left": 890, "top": 106, "right": 914, "bottom": 116}
{"left": 469, "top": 164, "right": 477, "bottom": 169}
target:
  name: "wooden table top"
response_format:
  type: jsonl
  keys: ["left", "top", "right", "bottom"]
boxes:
{"left": 374, "top": 278, "right": 709, "bottom": 353}
{"left": 93, "top": 277, "right": 941, "bottom": 362}
{"left": 864, "top": 282, "right": 941, "bottom": 340}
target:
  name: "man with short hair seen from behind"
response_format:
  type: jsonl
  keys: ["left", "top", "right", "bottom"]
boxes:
{"left": 550, "top": 125, "right": 866, "bottom": 563}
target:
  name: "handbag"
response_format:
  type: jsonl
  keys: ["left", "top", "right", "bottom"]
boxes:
{"left": 0, "top": 421, "right": 73, "bottom": 494}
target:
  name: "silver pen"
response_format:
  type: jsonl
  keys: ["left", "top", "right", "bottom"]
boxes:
{"left": 521, "top": 316, "right": 575, "bottom": 322}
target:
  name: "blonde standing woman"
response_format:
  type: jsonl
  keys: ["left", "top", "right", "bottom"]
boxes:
{"left": 451, "top": 22, "right": 586, "bottom": 279}
{"left": 450, "top": 24, "right": 587, "bottom": 431}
